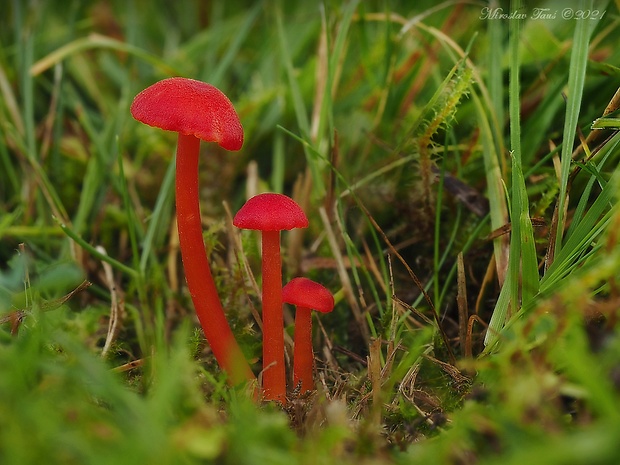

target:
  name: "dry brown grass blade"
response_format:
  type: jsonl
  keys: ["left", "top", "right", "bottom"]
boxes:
{"left": 164, "top": 216, "right": 180, "bottom": 337}
{"left": 382, "top": 340, "right": 397, "bottom": 383}
{"left": 456, "top": 253, "right": 468, "bottom": 357}
{"left": 571, "top": 86, "right": 620, "bottom": 162}
{"left": 362, "top": 238, "right": 388, "bottom": 295}
{"left": 167, "top": 215, "right": 179, "bottom": 293}
{"left": 367, "top": 337, "right": 383, "bottom": 425}
{"left": 391, "top": 295, "right": 434, "bottom": 327}
{"left": 111, "top": 359, "right": 144, "bottom": 373}
{"left": 98, "top": 246, "right": 124, "bottom": 358}
{"left": 48, "top": 279, "right": 92, "bottom": 307}
{"left": 0, "top": 310, "right": 26, "bottom": 333}
{"left": 331, "top": 344, "right": 368, "bottom": 366}
{"left": 474, "top": 255, "right": 496, "bottom": 317}
{"left": 39, "top": 65, "right": 62, "bottom": 163}
{"left": 0, "top": 63, "right": 24, "bottom": 135}
{"left": 0, "top": 280, "right": 92, "bottom": 333}
{"left": 602, "top": 86, "right": 620, "bottom": 116}
{"left": 486, "top": 217, "right": 547, "bottom": 240}
{"left": 310, "top": 13, "right": 328, "bottom": 144}
{"left": 465, "top": 315, "right": 489, "bottom": 358}
{"left": 544, "top": 196, "right": 562, "bottom": 273}
{"left": 289, "top": 169, "right": 313, "bottom": 275}
{"left": 325, "top": 130, "right": 339, "bottom": 222}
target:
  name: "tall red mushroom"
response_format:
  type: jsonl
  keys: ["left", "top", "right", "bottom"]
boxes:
{"left": 131, "top": 77, "right": 255, "bottom": 387}
{"left": 282, "top": 277, "right": 334, "bottom": 393}
{"left": 233, "top": 193, "right": 308, "bottom": 402}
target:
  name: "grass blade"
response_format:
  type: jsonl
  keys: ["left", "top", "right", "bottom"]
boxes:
{"left": 552, "top": 0, "right": 600, "bottom": 261}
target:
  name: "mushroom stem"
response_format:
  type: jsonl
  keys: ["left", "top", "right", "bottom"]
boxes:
{"left": 293, "top": 306, "right": 314, "bottom": 393}
{"left": 260, "top": 230, "right": 286, "bottom": 402}
{"left": 175, "top": 133, "right": 255, "bottom": 387}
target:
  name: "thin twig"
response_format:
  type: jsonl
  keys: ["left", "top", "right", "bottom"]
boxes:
{"left": 319, "top": 206, "right": 370, "bottom": 344}
{"left": 357, "top": 202, "right": 456, "bottom": 365}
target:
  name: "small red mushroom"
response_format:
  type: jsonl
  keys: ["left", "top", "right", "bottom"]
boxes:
{"left": 282, "top": 277, "right": 334, "bottom": 394}
{"left": 131, "top": 77, "right": 255, "bottom": 387}
{"left": 233, "top": 193, "right": 308, "bottom": 402}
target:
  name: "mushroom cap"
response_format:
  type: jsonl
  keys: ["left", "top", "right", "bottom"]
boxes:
{"left": 282, "top": 277, "right": 334, "bottom": 313}
{"left": 233, "top": 193, "right": 309, "bottom": 231}
{"left": 130, "top": 77, "right": 243, "bottom": 151}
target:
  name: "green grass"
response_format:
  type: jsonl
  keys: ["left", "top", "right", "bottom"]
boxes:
{"left": 2, "top": 0, "right": 620, "bottom": 463}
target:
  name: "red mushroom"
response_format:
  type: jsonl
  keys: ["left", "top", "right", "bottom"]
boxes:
{"left": 233, "top": 193, "right": 308, "bottom": 402}
{"left": 282, "top": 277, "right": 334, "bottom": 393}
{"left": 131, "top": 77, "right": 255, "bottom": 387}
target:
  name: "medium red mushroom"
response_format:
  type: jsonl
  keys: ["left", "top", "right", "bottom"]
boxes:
{"left": 131, "top": 77, "right": 255, "bottom": 387}
{"left": 282, "top": 277, "right": 334, "bottom": 393}
{"left": 233, "top": 193, "right": 308, "bottom": 402}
